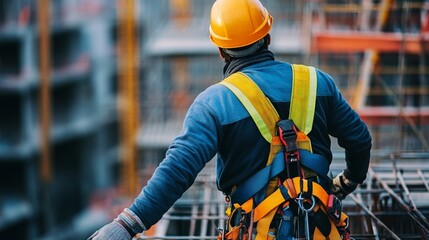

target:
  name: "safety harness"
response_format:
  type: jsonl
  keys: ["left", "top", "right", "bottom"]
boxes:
{"left": 217, "top": 65, "right": 350, "bottom": 240}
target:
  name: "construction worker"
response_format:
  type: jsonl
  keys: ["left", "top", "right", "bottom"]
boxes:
{"left": 89, "top": 0, "right": 372, "bottom": 239}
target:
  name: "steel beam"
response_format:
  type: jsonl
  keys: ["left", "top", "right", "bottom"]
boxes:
{"left": 312, "top": 32, "right": 429, "bottom": 54}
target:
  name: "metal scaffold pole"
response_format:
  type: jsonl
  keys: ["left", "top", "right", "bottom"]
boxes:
{"left": 349, "top": 193, "right": 401, "bottom": 240}
{"left": 117, "top": 0, "right": 140, "bottom": 197}
{"left": 352, "top": 0, "right": 393, "bottom": 110}
{"left": 369, "top": 168, "right": 429, "bottom": 237}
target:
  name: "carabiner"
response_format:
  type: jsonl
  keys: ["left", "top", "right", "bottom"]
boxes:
{"left": 296, "top": 194, "right": 315, "bottom": 240}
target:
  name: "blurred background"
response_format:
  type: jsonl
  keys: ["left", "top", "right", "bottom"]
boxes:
{"left": 0, "top": 0, "right": 429, "bottom": 239}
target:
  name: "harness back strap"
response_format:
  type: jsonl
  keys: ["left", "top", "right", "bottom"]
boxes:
{"left": 231, "top": 148, "right": 330, "bottom": 206}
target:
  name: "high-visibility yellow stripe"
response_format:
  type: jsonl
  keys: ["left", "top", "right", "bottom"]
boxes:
{"left": 220, "top": 82, "right": 272, "bottom": 143}
{"left": 220, "top": 73, "right": 279, "bottom": 143}
{"left": 290, "top": 65, "right": 317, "bottom": 135}
{"left": 307, "top": 66, "right": 317, "bottom": 133}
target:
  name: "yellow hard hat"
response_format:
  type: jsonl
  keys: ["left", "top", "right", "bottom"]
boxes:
{"left": 209, "top": 0, "right": 273, "bottom": 49}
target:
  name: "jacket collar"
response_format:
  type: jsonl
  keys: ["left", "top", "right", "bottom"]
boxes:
{"left": 223, "top": 49, "right": 275, "bottom": 78}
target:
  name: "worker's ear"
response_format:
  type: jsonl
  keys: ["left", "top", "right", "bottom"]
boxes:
{"left": 218, "top": 48, "right": 230, "bottom": 62}
{"left": 266, "top": 34, "right": 271, "bottom": 46}
{"left": 218, "top": 48, "right": 224, "bottom": 59}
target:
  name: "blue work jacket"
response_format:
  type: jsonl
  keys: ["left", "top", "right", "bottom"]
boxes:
{"left": 130, "top": 58, "right": 372, "bottom": 229}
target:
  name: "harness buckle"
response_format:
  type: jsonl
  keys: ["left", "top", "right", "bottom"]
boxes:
{"left": 216, "top": 227, "right": 225, "bottom": 240}
{"left": 277, "top": 120, "right": 299, "bottom": 152}
{"left": 327, "top": 194, "right": 342, "bottom": 223}
{"left": 285, "top": 152, "right": 302, "bottom": 179}
{"left": 277, "top": 120, "right": 303, "bottom": 179}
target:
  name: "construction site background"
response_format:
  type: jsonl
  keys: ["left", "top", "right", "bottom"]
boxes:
{"left": 0, "top": 0, "right": 428, "bottom": 239}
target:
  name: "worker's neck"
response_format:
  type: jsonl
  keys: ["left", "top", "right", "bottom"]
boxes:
{"left": 223, "top": 49, "right": 274, "bottom": 78}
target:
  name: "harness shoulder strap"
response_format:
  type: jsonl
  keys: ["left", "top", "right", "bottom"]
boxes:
{"left": 290, "top": 64, "right": 318, "bottom": 135}
{"left": 219, "top": 65, "right": 323, "bottom": 240}
{"left": 290, "top": 64, "right": 318, "bottom": 152}
{"left": 220, "top": 65, "right": 318, "bottom": 141}
{"left": 219, "top": 72, "right": 279, "bottom": 143}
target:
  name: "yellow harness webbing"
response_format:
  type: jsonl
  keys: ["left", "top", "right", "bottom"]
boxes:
{"left": 289, "top": 64, "right": 318, "bottom": 135}
{"left": 290, "top": 65, "right": 318, "bottom": 152}
{"left": 220, "top": 72, "right": 279, "bottom": 143}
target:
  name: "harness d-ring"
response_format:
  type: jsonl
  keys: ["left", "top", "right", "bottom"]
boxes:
{"left": 296, "top": 194, "right": 315, "bottom": 212}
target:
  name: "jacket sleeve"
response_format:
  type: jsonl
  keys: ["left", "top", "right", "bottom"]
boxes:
{"left": 129, "top": 99, "right": 220, "bottom": 228}
{"left": 325, "top": 74, "right": 372, "bottom": 183}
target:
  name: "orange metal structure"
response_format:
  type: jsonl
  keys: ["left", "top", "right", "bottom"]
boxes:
{"left": 117, "top": 0, "right": 140, "bottom": 197}
{"left": 312, "top": 32, "right": 429, "bottom": 54}
{"left": 358, "top": 107, "right": 429, "bottom": 124}
{"left": 37, "top": 0, "right": 52, "bottom": 184}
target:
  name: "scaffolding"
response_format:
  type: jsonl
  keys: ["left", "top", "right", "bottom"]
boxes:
{"left": 310, "top": 0, "right": 429, "bottom": 152}
{"left": 137, "top": 0, "right": 429, "bottom": 152}
{"left": 342, "top": 152, "right": 429, "bottom": 239}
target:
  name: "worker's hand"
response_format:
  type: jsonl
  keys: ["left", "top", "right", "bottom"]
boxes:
{"left": 332, "top": 171, "right": 359, "bottom": 200}
{"left": 88, "top": 220, "right": 131, "bottom": 240}
{"left": 88, "top": 208, "right": 145, "bottom": 240}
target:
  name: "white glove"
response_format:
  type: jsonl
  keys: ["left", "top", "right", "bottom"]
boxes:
{"left": 332, "top": 171, "right": 359, "bottom": 200}
{"left": 88, "top": 208, "right": 145, "bottom": 240}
